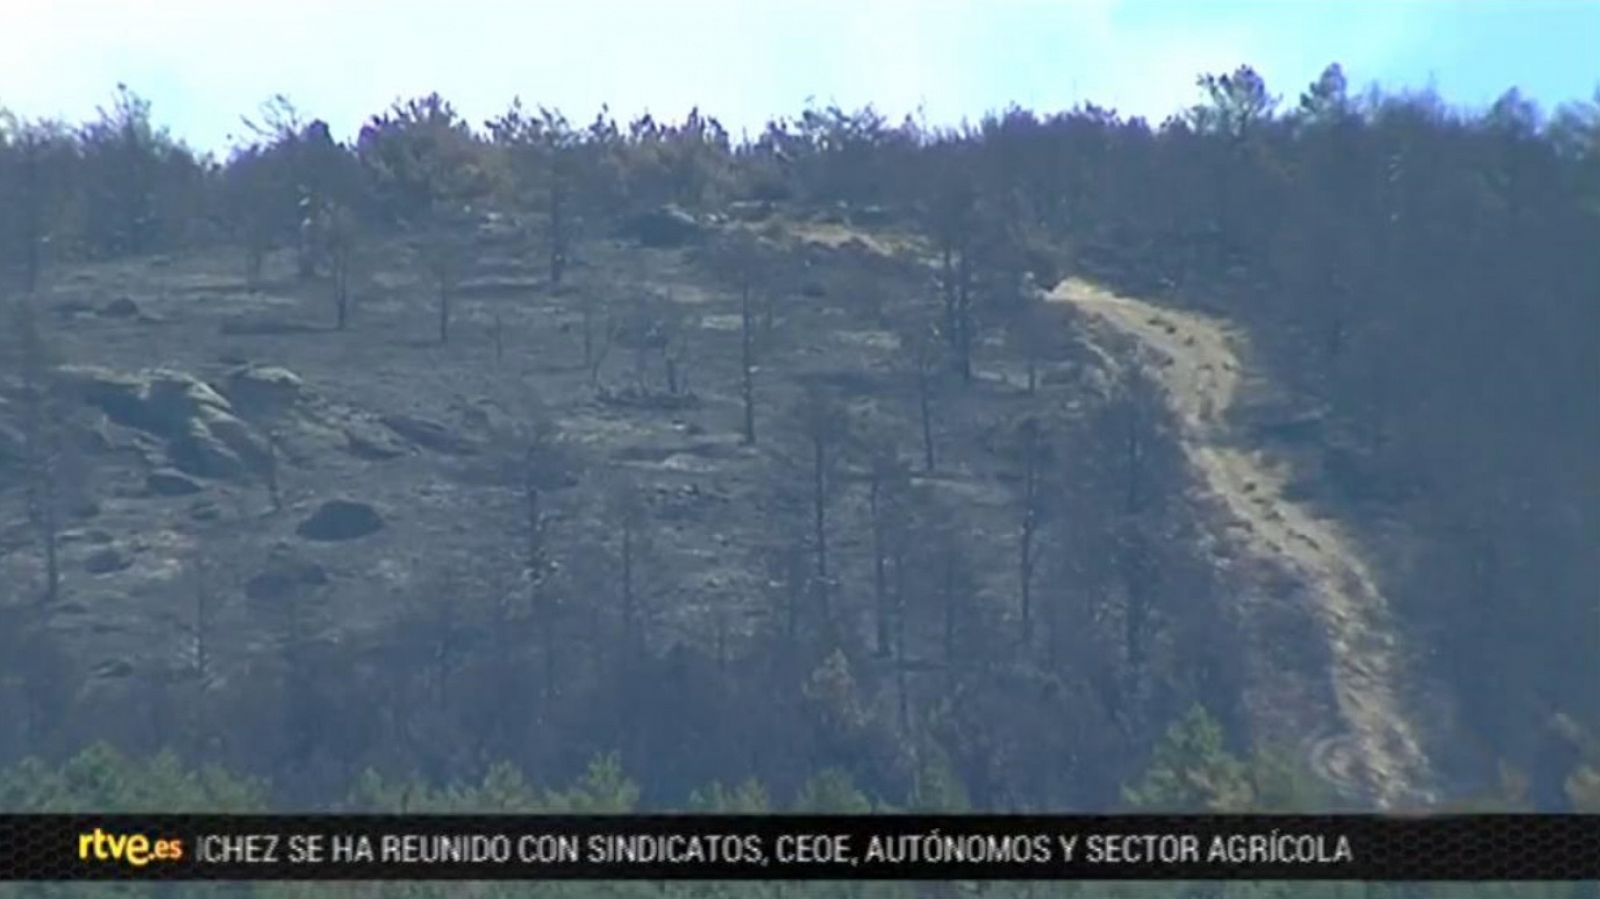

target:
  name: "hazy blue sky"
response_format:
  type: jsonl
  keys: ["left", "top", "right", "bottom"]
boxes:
{"left": 2, "top": 0, "right": 1596, "bottom": 155}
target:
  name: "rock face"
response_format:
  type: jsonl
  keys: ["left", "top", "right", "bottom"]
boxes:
{"left": 624, "top": 205, "right": 703, "bottom": 248}
{"left": 726, "top": 200, "right": 775, "bottom": 223}
{"left": 146, "top": 469, "right": 204, "bottom": 496}
{"left": 91, "top": 659, "right": 135, "bottom": 680}
{"left": 245, "top": 551, "right": 330, "bottom": 601}
{"left": 380, "top": 414, "right": 478, "bottom": 455}
{"left": 296, "top": 499, "right": 384, "bottom": 541}
{"left": 342, "top": 423, "right": 409, "bottom": 460}
{"left": 61, "top": 366, "right": 269, "bottom": 480}
{"left": 224, "top": 365, "right": 303, "bottom": 418}
{"left": 101, "top": 296, "right": 141, "bottom": 318}
{"left": 83, "top": 546, "right": 131, "bottom": 574}
{"left": 168, "top": 426, "right": 252, "bottom": 478}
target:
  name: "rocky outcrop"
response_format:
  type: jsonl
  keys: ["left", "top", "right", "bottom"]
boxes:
{"left": 380, "top": 414, "right": 478, "bottom": 455}
{"left": 60, "top": 366, "right": 269, "bottom": 481}
{"left": 101, "top": 296, "right": 141, "bottom": 318}
{"left": 146, "top": 468, "right": 204, "bottom": 496}
{"left": 224, "top": 365, "right": 303, "bottom": 418}
{"left": 342, "top": 421, "right": 409, "bottom": 460}
{"left": 245, "top": 549, "right": 330, "bottom": 601}
{"left": 726, "top": 200, "right": 775, "bottom": 223}
{"left": 296, "top": 499, "right": 384, "bottom": 542}
{"left": 83, "top": 546, "right": 132, "bottom": 574}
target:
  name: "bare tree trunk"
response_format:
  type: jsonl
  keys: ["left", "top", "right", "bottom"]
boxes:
{"left": 548, "top": 153, "right": 568, "bottom": 287}
{"left": 811, "top": 435, "right": 830, "bottom": 626}
{"left": 523, "top": 454, "right": 555, "bottom": 703}
{"left": 620, "top": 517, "right": 636, "bottom": 646}
{"left": 941, "top": 553, "right": 959, "bottom": 689}
{"left": 20, "top": 138, "right": 42, "bottom": 294}
{"left": 940, "top": 245, "right": 957, "bottom": 350}
{"left": 740, "top": 281, "right": 757, "bottom": 443}
{"left": 246, "top": 244, "right": 264, "bottom": 294}
{"left": 334, "top": 257, "right": 350, "bottom": 330}
{"left": 893, "top": 657, "right": 911, "bottom": 735}
{"left": 191, "top": 561, "right": 214, "bottom": 685}
{"left": 297, "top": 209, "right": 318, "bottom": 281}
{"left": 870, "top": 473, "right": 889, "bottom": 657}
{"left": 892, "top": 548, "right": 910, "bottom": 730}
{"left": 1046, "top": 574, "right": 1064, "bottom": 669}
{"left": 633, "top": 342, "right": 649, "bottom": 392}
{"left": 588, "top": 321, "right": 613, "bottom": 388}
{"left": 918, "top": 368, "right": 936, "bottom": 472}
{"left": 784, "top": 549, "right": 804, "bottom": 648}
{"left": 1020, "top": 520, "right": 1035, "bottom": 643}
{"left": 1019, "top": 426, "right": 1041, "bottom": 643}
{"left": 39, "top": 500, "right": 59, "bottom": 607}
{"left": 13, "top": 300, "right": 61, "bottom": 607}
{"left": 582, "top": 296, "right": 595, "bottom": 368}
{"left": 956, "top": 251, "right": 975, "bottom": 384}
{"left": 1123, "top": 394, "right": 1148, "bottom": 516}
{"left": 437, "top": 285, "right": 451, "bottom": 345}
{"left": 1120, "top": 530, "right": 1154, "bottom": 718}
{"left": 276, "top": 588, "right": 317, "bottom": 769}
{"left": 714, "top": 609, "right": 729, "bottom": 672}
{"left": 265, "top": 430, "right": 283, "bottom": 513}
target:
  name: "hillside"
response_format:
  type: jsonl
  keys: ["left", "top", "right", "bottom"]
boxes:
{"left": 1, "top": 75, "right": 1596, "bottom": 819}
{"left": 0, "top": 206, "right": 1331, "bottom": 807}
{"left": 0, "top": 206, "right": 1440, "bottom": 813}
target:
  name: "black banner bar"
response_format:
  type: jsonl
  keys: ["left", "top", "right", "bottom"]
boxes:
{"left": 2, "top": 814, "right": 1595, "bottom": 882}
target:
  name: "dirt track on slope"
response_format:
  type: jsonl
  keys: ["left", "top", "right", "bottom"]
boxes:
{"left": 1047, "top": 277, "right": 1435, "bottom": 809}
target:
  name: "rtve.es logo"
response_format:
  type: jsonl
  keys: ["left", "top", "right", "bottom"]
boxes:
{"left": 77, "top": 827, "right": 185, "bottom": 868}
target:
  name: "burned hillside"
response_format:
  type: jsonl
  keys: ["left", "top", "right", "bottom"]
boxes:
{"left": 1, "top": 74, "right": 1596, "bottom": 819}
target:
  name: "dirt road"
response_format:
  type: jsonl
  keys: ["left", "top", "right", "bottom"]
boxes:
{"left": 1047, "top": 277, "right": 1434, "bottom": 809}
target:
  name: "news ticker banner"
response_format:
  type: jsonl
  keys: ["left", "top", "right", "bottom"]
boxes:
{"left": 2, "top": 814, "right": 1596, "bottom": 882}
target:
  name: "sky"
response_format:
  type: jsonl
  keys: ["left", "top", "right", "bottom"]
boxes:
{"left": 1, "top": 0, "right": 1596, "bottom": 155}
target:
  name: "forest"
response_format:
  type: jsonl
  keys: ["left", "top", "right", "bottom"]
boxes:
{"left": 0, "top": 62, "right": 1597, "bottom": 897}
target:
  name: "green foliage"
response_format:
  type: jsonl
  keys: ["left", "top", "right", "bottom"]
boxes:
{"left": 905, "top": 742, "right": 971, "bottom": 812}
{"left": 1565, "top": 764, "right": 1600, "bottom": 812}
{"left": 346, "top": 759, "right": 588, "bottom": 814}
{"left": 544, "top": 753, "right": 641, "bottom": 813}
{"left": 613, "top": 108, "right": 735, "bottom": 211}
{"left": 802, "top": 649, "right": 871, "bottom": 738}
{"left": 1297, "top": 64, "right": 1355, "bottom": 128}
{"left": 792, "top": 768, "right": 873, "bottom": 813}
{"left": 1123, "top": 706, "right": 1254, "bottom": 812}
{"left": 1244, "top": 746, "right": 1337, "bottom": 812}
{"left": 1188, "top": 66, "right": 1279, "bottom": 139}
{"left": 1123, "top": 709, "right": 1344, "bottom": 815}
{"left": 75, "top": 84, "right": 208, "bottom": 257}
{"left": 0, "top": 746, "right": 1594, "bottom": 898}
{"left": 0, "top": 742, "right": 267, "bottom": 812}
{"left": 689, "top": 778, "right": 771, "bottom": 813}
{"left": 356, "top": 93, "right": 494, "bottom": 228}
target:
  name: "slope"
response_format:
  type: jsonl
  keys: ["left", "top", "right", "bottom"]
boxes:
{"left": 1046, "top": 276, "right": 1436, "bottom": 810}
